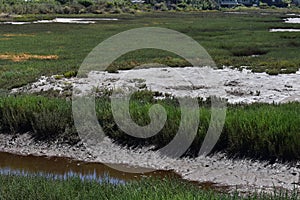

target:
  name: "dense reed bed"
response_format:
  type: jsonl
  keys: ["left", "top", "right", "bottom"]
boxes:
{"left": 0, "top": 94, "right": 299, "bottom": 162}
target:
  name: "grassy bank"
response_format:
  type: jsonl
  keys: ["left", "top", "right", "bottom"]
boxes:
{"left": 0, "top": 174, "right": 298, "bottom": 199}
{"left": 0, "top": 11, "right": 300, "bottom": 89}
{"left": 1, "top": 94, "right": 300, "bottom": 162}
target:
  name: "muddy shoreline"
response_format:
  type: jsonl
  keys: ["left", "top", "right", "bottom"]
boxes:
{"left": 0, "top": 132, "right": 299, "bottom": 194}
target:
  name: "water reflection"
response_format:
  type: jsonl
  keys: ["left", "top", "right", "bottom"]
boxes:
{"left": 0, "top": 167, "right": 124, "bottom": 184}
{"left": 0, "top": 152, "right": 175, "bottom": 184}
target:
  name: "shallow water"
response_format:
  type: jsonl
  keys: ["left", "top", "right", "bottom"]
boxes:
{"left": 0, "top": 151, "right": 175, "bottom": 184}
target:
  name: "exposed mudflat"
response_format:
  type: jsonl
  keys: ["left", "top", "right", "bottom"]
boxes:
{"left": 270, "top": 28, "right": 300, "bottom": 32}
{"left": 0, "top": 18, "right": 118, "bottom": 25}
{"left": 0, "top": 133, "right": 299, "bottom": 194}
{"left": 271, "top": 16, "right": 300, "bottom": 31}
{"left": 285, "top": 17, "right": 300, "bottom": 24}
{"left": 12, "top": 67, "right": 300, "bottom": 104}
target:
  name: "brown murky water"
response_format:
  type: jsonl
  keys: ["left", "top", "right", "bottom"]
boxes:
{"left": 0, "top": 151, "right": 229, "bottom": 192}
{"left": 0, "top": 151, "right": 178, "bottom": 184}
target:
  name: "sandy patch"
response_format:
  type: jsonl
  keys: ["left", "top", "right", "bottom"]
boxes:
{"left": 0, "top": 53, "right": 58, "bottom": 62}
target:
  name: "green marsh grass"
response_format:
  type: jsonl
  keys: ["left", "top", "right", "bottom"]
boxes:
{"left": 1, "top": 94, "right": 300, "bottom": 162}
{"left": 0, "top": 174, "right": 298, "bottom": 200}
{"left": 0, "top": 11, "right": 300, "bottom": 89}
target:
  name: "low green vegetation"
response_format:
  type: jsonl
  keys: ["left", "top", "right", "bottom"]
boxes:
{"left": 1, "top": 94, "right": 300, "bottom": 162}
{"left": 0, "top": 11, "right": 300, "bottom": 89}
{"left": 0, "top": 174, "right": 298, "bottom": 199}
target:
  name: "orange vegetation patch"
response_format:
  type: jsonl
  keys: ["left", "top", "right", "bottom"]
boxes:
{"left": 0, "top": 53, "right": 59, "bottom": 62}
{"left": 2, "top": 33, "right": 35, "bottom": 37}
{"left": 0, "top": 38, "right": 11, "bottom": 41}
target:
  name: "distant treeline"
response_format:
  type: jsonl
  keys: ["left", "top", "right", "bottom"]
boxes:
{"left": 1, "top": 0, "right": 299, "bottom": 15}
{"left": 0, "top": 0, "right": 218, "bottom": 14}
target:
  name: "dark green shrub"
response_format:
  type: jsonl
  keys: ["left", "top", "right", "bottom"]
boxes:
{"left": 231, "top": 47, "right": 268, "bottom": 57}
{"left": 78, "top": 0, "right": 93, "bottom": 8}
{"left": 63, "top": 70, "right": 77, "bottom": 78}
{"left": 266, "top": 69, "right": 279, "bottom": 75}
{"left": 55, "top": 0, "right": 68, "bottom": 5}
{"left": 260, "top": 2, "right": 269, "bottom": 8}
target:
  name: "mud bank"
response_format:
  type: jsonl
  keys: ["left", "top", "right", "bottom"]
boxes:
{"left": 12, "top": 67, "right": 300, "bottom": 104}
{"left": 0, "top": 133, "right": 299, "bottom": 194}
